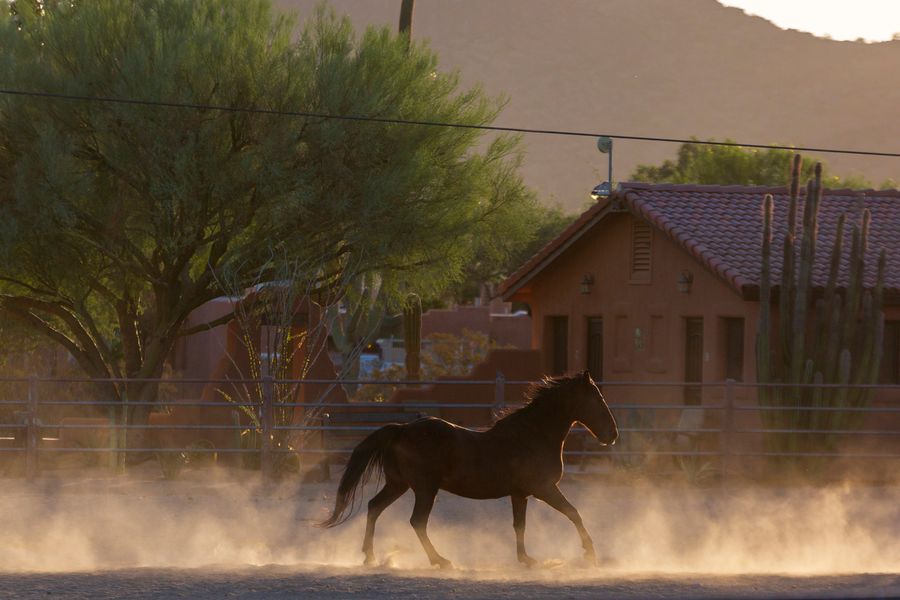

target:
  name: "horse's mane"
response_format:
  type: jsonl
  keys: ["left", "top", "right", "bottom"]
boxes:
{"left": 492, "top": 374, "right": 579, "bottom": 429}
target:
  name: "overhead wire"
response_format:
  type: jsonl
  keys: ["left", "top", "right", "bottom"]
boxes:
{"left": 0, "top": 87, "right": 898, "bottom": 159}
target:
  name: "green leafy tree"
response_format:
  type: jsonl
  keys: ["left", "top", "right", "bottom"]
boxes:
{"left": 444, "top": 199, "right": 574, "bottom": 303}
{"left": 0, "top": 0, "right": 533, "bottom": 420}
{"left": 631, "top": 140, "right": 873, "bottom": 188}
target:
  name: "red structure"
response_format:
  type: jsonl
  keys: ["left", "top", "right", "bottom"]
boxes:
{"left": 421, "top": 299, "right": 531, "bottom": 349}
{"left": 390, "top": 348, "right": 542, "bottom": 428}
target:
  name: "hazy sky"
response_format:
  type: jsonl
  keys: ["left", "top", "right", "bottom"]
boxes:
{"left": 718, "top": 0, "right": 900, "bottom": 42}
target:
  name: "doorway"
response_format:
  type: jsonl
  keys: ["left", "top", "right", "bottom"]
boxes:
{"left": 684, "top": 317, "right": 703, "bottom": 405}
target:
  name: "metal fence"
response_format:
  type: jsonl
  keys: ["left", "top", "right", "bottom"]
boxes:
{"left": 1, "top": 376, "right": 899, "bottom": 482}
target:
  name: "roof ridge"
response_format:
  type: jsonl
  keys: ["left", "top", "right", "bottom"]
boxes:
{"left": 619, "top": 181, "right": 788, "bottom": 194}
{"left": 619, "top": 181, "right": 900, "bottom": 197}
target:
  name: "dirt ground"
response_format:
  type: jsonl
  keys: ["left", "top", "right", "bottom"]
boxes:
{"left": 2, "top": 567, "right": 899, "bottom": 599}
{"left": 1, "top": 466, "right": 898, "bottom": 599}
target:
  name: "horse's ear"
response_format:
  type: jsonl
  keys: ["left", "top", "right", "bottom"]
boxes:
{"left": 581, "top": 369, "right": 592, "bottom": 381}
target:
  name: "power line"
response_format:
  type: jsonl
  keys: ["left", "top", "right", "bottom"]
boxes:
{"left": 1, "top": 87, "right": 899, "bottom": 159}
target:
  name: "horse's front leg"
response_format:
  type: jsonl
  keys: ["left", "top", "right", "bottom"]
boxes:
{"left": 534, "top": 485, "right": 596, "bottom": 563}
{"left": 511, "top": 495, "right": 537, "bottom": 567}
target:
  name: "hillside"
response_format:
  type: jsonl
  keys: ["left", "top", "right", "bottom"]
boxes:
{"left": 276, "top": 0, "right": 900, "bottom": 210}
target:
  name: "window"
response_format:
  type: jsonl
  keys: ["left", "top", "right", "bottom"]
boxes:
{"left": 880, "top": 321, "right": 900, "bottom": 384}
{"left": 723, "top": 317, "right": 744, "bottom": 382}
{"left": 630, "top": 220, "right": 652, "bottom": 282}
{"left": 547, "top": 316, "right": 569, "bottom": 375}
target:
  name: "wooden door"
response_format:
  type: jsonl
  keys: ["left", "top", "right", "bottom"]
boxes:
{"left": 684, "top": 317, "right": 703, "bottom": 405}
{"left": 549, "top": 316, "right": 568, "bottom": 375}
{"left": 586, "top": 317, "right": 603, "bottom": 383}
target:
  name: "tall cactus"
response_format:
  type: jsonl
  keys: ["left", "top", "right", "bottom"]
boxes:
{"left": 403, "top": 293, "right": 422, "bottom": 380}
{"left": 756, "top": 156, "right": 886, "bottom": 455}
{"left": 329, "top": 275, "right": 388, "bottom": 395}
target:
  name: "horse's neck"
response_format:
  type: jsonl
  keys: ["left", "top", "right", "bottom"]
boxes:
{"left": 497, "top": 403, "right": 574, "bottom": 448}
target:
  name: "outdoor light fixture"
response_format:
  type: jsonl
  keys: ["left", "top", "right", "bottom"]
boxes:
{"left": 580, "top": 274, "right": 595, "bottom": 295}
{"left": 590, "top": 136, "right": 614, "bottom": 200}
{"left": 677, "top": 270, "right": 693, "bottom": 294}
{"left": 590, "top": 181, "right": 611, "bottom": 200}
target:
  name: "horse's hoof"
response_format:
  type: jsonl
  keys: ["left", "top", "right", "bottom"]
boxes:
{"left": 435, "top": 558, "right": 454, "bottom": 570}
{"left": 363, "top": 554, "right": 377, "bottom": 567}
{"left": 518, "top": 555, "right": 538, "bottom": 568}
{"left": 595, "top": 555, "right": 618, "bottom": 568}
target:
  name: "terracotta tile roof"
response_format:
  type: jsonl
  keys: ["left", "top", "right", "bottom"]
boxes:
{"left": 499, "top": 182, "right": 900, "bottom": 302}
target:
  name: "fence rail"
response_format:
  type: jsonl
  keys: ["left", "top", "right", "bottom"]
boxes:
{"left": 1, "top": 375, "right": 899, "bottom": 482}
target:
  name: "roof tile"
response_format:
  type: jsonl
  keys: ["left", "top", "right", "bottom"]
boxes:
{"left": 499, "top": 182, "right": 900, "bottom": 301}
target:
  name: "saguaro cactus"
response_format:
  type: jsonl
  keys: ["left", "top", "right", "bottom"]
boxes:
{"left": 404, "top": 293, "right": 422, "bottom": 380}
{"left": 756, "top": 155, "right": 886, "bottom": 454}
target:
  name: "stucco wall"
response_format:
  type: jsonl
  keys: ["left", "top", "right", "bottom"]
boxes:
{"left": 518, "top": 212, "right": 757, "bottom": 407}
{"left": 513, "top": 211, "right": 900, "bottom": 455}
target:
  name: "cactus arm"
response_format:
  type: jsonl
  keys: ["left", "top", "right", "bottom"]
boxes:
{"left": 757, "top": 194, "right": 774, "bottom": 421}
{"left": 790, "top": 176, "right": 820, "bottom": 387}
{"left": 815, "top": 212, "right": 846, "bottom": 370}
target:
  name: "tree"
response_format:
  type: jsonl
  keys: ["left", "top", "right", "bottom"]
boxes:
{"left": 443, "top": 199, "right": 574, "bottom": 304}
{"left": 631, "top": 140, "right": 873, "bottom": 188}
{"left": 0, "top": 1, "right": 534, "bottom": 420}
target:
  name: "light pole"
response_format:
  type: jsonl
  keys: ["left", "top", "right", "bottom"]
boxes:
{"left": 591, "top": 136, "right": 613, "bottom": 199}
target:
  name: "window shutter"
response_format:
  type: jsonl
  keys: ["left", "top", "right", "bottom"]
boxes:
{"left": 630, "top": 221, "right": 652, "bottom": 281}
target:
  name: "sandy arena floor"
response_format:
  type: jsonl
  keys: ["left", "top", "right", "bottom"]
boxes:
{"left": 0, "top": 466, "right": 898, "bottom": 599}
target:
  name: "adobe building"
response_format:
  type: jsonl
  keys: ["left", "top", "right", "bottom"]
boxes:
{"left": 498, "top": 183, "right": 900, "bottom": 416}
{"left": 421, "top": 298, "right": 531, "bottom": 349}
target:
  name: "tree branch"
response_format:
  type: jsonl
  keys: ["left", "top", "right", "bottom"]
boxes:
{"left": 177, "top": 309, "right": 237, "bottom": 337}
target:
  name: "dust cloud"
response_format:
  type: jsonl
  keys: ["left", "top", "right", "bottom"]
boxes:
{"left": 1, "top": 466, "right": 898, "bottom": 578}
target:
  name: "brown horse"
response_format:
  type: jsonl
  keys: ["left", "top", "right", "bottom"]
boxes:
{"left": 319, "top": 371, "right": 618, "bottom": 568}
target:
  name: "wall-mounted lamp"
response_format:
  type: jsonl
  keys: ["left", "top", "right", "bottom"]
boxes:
{"left": 677, "top": 270, "right": 693, "bottom": 294}
{"left": 580, "top": 274, "right": 595, "bottom": 295}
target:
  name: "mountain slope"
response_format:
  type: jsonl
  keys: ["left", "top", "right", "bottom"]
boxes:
{"left": 277, "top": 0, "right": 900, "bottom": 209}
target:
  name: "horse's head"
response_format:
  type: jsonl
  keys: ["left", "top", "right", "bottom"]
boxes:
{"left": 572, "top": 370, "right": 618, "bottom": 445}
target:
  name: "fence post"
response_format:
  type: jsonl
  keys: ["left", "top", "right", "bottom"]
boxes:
{"left": 261, "top": 375, "right": 274, "bottom": 484}
{"left": 119, "top": 390, "right": 128, "bottom": 474}
{"left": 108, "top": 394, "right": 118, "bottom": 473}
{"left": 25, "top": 376, "right": 38, "bottom": 482}
{"left": 494, "top": 371, "right": 506, "bottom": 418}
{"left": 721, "top": 378, "right": 735, "bottom": 483}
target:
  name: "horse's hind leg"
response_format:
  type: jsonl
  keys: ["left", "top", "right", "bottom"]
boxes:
{"left": 363, "top": 479, "right": 408, "bottom": 565}
{"left": 511, "top": 495, "right": 537, "bottom": 567}
{"left": 410, "top": 486, "right": 452, "bottom": 569}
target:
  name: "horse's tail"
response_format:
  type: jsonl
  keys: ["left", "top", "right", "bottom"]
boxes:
{"left": 317, "top": 423, "right": 404, "bottom": 528}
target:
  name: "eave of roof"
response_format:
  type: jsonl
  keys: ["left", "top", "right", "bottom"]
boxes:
{"left": 498, "top": 198, "right": 618, "bottom": 301}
